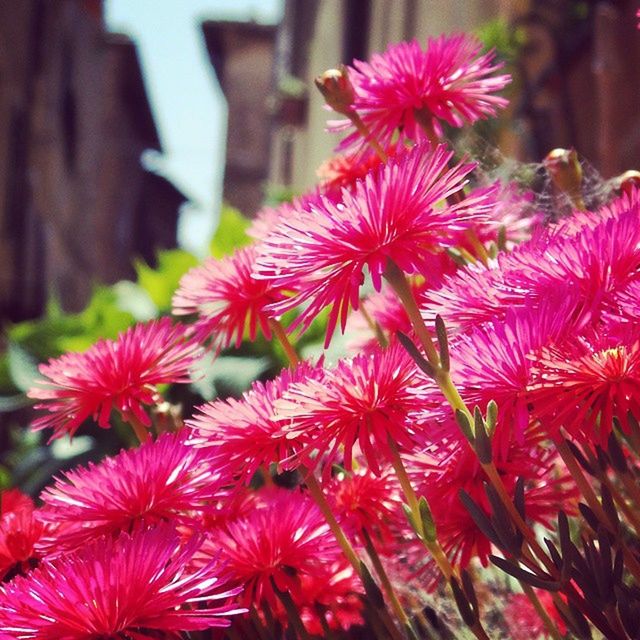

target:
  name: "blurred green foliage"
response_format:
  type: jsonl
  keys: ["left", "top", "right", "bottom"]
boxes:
{"left": 0, "top": 201, "right": 333, "bottom": 494}
{"left": 210, "top": 204, "right": 252, "bottom": 258}
{"left": 475, "top": 17, "right": 526, "bottom": 64}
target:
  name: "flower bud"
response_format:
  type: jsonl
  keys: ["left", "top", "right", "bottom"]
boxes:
{"left": 543, "top": 148, "right": 585, "bottom": 210}
{"left": 614, "top": 169, "right": 640, "bottom": 197}
{"left": 314, "top": 65, "right": 355, "bottom": 115}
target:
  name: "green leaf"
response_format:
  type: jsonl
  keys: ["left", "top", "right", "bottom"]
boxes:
{"left": 190, "top": 353, "right": 270, "bottom": 401}
{"left": 7, "top": 287, "right": 134, "bottom": 359}
{"left": 112, "top": 281, "right": 157, "bottom": 321}
{"left": 51, "top": 435, "right": 94, "bottom": 460}
{"left": 0, "top": 394, "right": 31, "bottom": 412}
{"left": 210, "top": 203, "right": 251, "bottom": 258}
{"left": 7, "top": 343, "right": 40, "bottom": 392}
{"left": 135, "top": 249, "right": 199, "bottom": 311}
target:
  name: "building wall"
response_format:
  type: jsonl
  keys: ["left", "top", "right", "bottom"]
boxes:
{"left": 203, "top": 21, "right": 277, "bottom": 217}
{"left": 0, "top": 0, "right": 178, "bottom": 320}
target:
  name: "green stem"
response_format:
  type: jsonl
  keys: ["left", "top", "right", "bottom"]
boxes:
{"left": 520, "top": 583, "right": 563, "bottom": 640}
{"left": 383, "top": 260, "right": 439, "bottom": 368}
{"left": 303, "top": 467, "right": 361, "bottom": 571}
{"left": 362, "top": 528, "right": 417, "bottom": 638}
{"left": 360, "top": 299, "right": 389, "bottom": 348}
{"left": 348, "top": 110, "right": 388, "bottom": 161}
{"left": 269, "top": 318, "right": 300, "bottom": 367}
{"left": 126, "top": 413, "right": 150, "bottom": 445}
{"left": 270, "top": 577, "right": 312, "bottom": 640}
{"left": 386, "top": 435, "right": 453, "bottom": 581}
{"left": 303, "top": 468, "right": 405, "bottom": 640}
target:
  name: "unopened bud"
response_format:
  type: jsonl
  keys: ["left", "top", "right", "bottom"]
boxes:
{"left": 314, "top": 65, "right": 355, "bottom": 115}
{"left": 614, "top": 169, "right": 640, "bottom": 197}
{"left": 543, "top": 148, "right": 585, "bottom": 210}
{"left": 152, "top": 401, "right": 184, "bottom": 434}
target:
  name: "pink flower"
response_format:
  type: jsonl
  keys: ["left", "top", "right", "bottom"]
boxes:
{"left": 326, "top": 467, "right": 405, "bottom": 547}
{"left": 506, "top": 208, "right": 640, "bottom": 315}
{"left": 256, "top": 144, "right": 489, "bottom": 345}
{"left": 248, "top": 191, "right": 326, "bottom": 242}
{"left": 411, "top": 444, "right": 576, "bottom": 568}
{"left": 187, "top": 361, "right": 325, "bottom": 486}
{"left": 450, "top": 291, "right": 590, "bottom": 458}
{"left": 611, "top": 278, "right": 640, "bottom": 327}
{"left": 213, "top": 489, "right": 342, "bottom": 611}
{"left": 0, "top": 525, "right": 244, "bottom": 638}
{"left": 0, "top": 491, "right": 45, "bottom": 581}
{"left": 330, "top": 34, "right": 510, "bottom": 152}
{"left": 316, "top": 147, "right": 394, "bottom": 198}
{"left": 28, "top": 318, "right": 200, "bottom": 440}
{"left": 38, "top": 433, "right": 221, "bottom": 553}
{"left": 295, "top": 564, "right": 364, "bottom": 634}
{"left": 505, "top": 591, "right": 566, "bottom": 640}
{"left": 172, "top": 246, "right": 286, "bottom": 349}
{"left": 420, "top": 258, "right": 525, "bottom": 334}
{"left": 528, "top": 325, "right": 640, "bottom": 446}
{"left": 277, "top": 343, "right": 423, "bottom": 475}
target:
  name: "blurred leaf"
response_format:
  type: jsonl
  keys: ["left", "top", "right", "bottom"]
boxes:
{"left": 51, "top": 435, "right": 94, "bottom": 460}
{"left": 475, "top": 17, "right": 525, "bottom": 62}
{"left": 7, "top": 342, "right": 40, "bottom": 392}
{"left": 210, "top": 204, "right": 251, "bottom": 258}
{"left": 264, "top": 183, "right": 298, "bottom": 207}
{"left": 135, "top": 249, "right": 199, "bottom": 311}
{"left": 112, "top": 280, "right": 157, "bottom": 321}
{"left": 191, "top": 353, "right": 270, "bottom": 401}
{"left": 0, "top": 394, "right": 31, "bottom": 412}
{"left": 0, "top": 466, "right": 10, "bottom": 489}
{"left": 0, "top": 353, "right": 15, "bottom": 392}
{"left": 7, "top": 287, "right": 134, "bottom": 358}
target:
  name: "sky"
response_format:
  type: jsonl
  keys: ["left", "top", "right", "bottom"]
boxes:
{"left": 105, "top": 0, "right": 284, "bottom": 255}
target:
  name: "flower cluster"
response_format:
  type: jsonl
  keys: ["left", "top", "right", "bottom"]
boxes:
{"left": 9, "top": 29, "right": 640, "bottom": 640}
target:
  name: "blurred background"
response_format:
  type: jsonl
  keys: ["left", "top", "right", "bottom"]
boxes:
{"left": 0, "top": 0, "right": 639, "bottom": 489}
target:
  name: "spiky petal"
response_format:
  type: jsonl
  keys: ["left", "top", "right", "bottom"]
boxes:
{"left": 330, "top": 34, "right": 510, "bottom": 152}
{"left": 256, "top": 144, "right": 489, "bottom": 345}
{"left": 28, "top": 318, "right": 201, "bottom": 440}
{"left": 187, "top": 361, "right": 325, "bottom": 486}
{"left": 172, "top": 245, "right": 286, "bottom": 349}
{"left": 0, "top": 525, "right": 244, "bottom": 639}
{"left": 213, "top": 490, "right": 343, "bottom": 611}
{"left": 277, "top": 343, "right": 423, "bottom": 475}
{"left": 39, "top": 433, "right": 221, "bottom": 553}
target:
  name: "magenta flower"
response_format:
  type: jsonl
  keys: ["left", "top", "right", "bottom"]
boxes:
{"left": 330, "top": 34, "right": 510, "bottom": 152}
{"left": 186, "top": 361, "right": 325, "bottom": 486}
{"left": 614, "top": 278, "right": 640, "bottom": 325}
{"left": 28, "top": 318, "right": 200, "bottom": 440}
{"left": 326, "top": 467, "right": 405, "bottom": 547}
{"left": 277, "top": 343, "right": 423, "bottom": 475}
{"left": 505, "top": 208, "right": 640, "bottom": 314}
{"left": 505, "top": 590, "right": 566, "bottom": 640}
{"left": 39, "top": 433, "right": 221, "bottom": 553}
{"left": 528, "top": 326, "right": 640, "bottom": 446}
{"left": 411, "top": 444, "right": 576, "bottom": 569}
{"left": 0, "top": 525, "right": 244, "bottom": 638}
{"left": 0, "top": 491, "right": 45, "bottom": 581}
{"left": 316, "top": 146, "right": 394, "bottom": 199}
{"left": 256, "top": 144, "right": 490, "bottom": 345}
{"left": 450, "top": 291, "right": 589, "bottom": 458}
{"left": 172, "top": 245, "right": 286, "bottom": 349}
{"left": 421, "top": 261, "right": 524, "bottom": 333}
{"left": 213, "top": 489, "right": 341, "bottom": 611}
